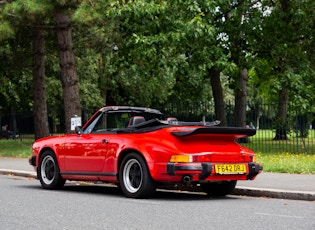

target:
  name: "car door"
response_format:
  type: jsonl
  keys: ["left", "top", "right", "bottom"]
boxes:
{"left": 63, "top": 133, "right": 110, "bottom": 173}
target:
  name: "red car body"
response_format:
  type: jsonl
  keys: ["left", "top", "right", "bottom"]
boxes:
{"left": 29, "top": 106, "right": 262, "bottom": 198}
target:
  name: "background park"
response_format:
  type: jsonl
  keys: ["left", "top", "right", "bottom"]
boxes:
{"left": 0, "top": 1, "right": 314, "bottom": 174}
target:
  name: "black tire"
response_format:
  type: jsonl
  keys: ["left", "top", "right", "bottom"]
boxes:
{"left": 201, "top": 180, "right": 237, "bottom": 196}
{"left": 38, "top": 150, "right": 65, "bottom": 189}
{"left": 119, "top": 153, "right": 156, "bottom": 198}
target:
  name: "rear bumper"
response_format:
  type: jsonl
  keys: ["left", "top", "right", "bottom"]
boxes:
{"left": 167, "top": 162, "right": 263, "bottom": 180}
{"left": 167, "top": 163, "right": 212, "bottom": 180}
{"left": 247, "top": 162, "right": 263, "bottom": 180}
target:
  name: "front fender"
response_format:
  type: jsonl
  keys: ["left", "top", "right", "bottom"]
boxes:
{"left": 32, "top": 136, "right": 66, "bottom": 171}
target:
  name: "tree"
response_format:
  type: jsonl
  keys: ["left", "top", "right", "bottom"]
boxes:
{"left": 209, "top": 67, "right": 227, "bottom": 126}
{"left": 74, "top": 0, "right": 253, "bottom": 126}
{"left": 0, "top": 6, "right": 34, "bottom": 135}
{"left": 1, "top": 0, "right": 83, "bottom": 134}
{"left": 1, "top": 1, "right": 53, "bottom": 138}
{"left": 213, "top": 0, "right": 265, "bottom": 130}
{"left": 56, "top": 11, "right": 81, "bottom": 133}
{"left": 109, "top": 0, "right": 232, "bottom": 113}
{"left": 2, "top": 0, "right": 315, "bottom": 136}
{"left": 33, "top": 26, "right": 50, "bottom": 139}
{"left": 253, "top": 0, "right": 315, "bottom": 140}
{"left": 73, "top": 2, "right": 122, "bottom": 106}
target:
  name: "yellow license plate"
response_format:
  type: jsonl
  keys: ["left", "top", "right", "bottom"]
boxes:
{"left": 215, "top": 164, "right": 247, "bottom": 174}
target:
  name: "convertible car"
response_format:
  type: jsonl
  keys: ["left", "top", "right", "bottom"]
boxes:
{"left": 29, "top": 106, "right": 262, "bottom": 198}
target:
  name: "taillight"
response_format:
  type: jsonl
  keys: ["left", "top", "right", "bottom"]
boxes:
{"left": 169, "top": 155, "right": 192, "bottom": 163}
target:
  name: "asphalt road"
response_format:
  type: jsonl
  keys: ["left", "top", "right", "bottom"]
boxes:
{"left": 1, "top": 157, "right": 315, "bottom": 201}
{"left": 0, "top": 175, "right": 314, "bottom": 230}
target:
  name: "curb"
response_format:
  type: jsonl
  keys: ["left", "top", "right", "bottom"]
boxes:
{"left": 232, "top": 187, "right": 315, "bottom": 201}
{"left": 0, "top": 169, "right": 36, "bottom": 179}
{"left": 1, "top": 169, "right": 314, "bottom": 201}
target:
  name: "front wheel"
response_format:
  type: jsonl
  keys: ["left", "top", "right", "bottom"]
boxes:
{"left": 201, "top": 181, "right": 237, "bottom": 196}
{"left": 38, "top": 150, "right": 65, "bottom": 189}
{"left": 119, "top": 153, "right": 156, "bottom": 198}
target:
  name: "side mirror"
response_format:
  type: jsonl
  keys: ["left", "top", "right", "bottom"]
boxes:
{"left": 75, "top": 126, "right": 83, "bottom": 135}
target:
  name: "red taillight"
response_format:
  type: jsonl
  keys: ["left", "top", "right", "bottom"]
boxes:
{"left": 195, "top": 154, "right": 252, "bottom": 162}
{"left": 195, "top": 155, "right": 212, "bottom": 162}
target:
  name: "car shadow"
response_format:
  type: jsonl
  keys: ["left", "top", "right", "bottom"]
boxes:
{"left": 63, "top": 183, "right": 123, "bottom": 197}
{"left": 153, "top": 189, "right": 239, "bottom": 201}
{"left": 13, "top": 176, "right": 240, "bottom": 201}
{"left": 47, "top": 184, "right": 239, "bottom": 201}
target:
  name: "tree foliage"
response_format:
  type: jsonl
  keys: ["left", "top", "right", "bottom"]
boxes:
{"left": 0, "top": 0, "right": 314, "bottom": 135}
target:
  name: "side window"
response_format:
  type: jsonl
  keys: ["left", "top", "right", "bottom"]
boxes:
{"left": 90, "top": 113, "right": 123, "bottom": 133}
{"left": 83, "top": 112, "right": 113, "bottom": 134}
{"left": 83, "top": 112, "right": 143, "bottom": 134}
{"left": 83, "top": 112, "right": 102, "bottom": 134}
{"left": 92, "top": 114, "right": 107, "bottom": 132}
{"left": 116, "top": 113, "right": 130, "bottom": 128}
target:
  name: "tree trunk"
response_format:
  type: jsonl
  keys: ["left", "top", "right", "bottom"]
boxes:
{"left": 208, "top": 67, "right": 227, "bottom": 126}
{"left": 32, "top": 27, "right": 50, "bottom": 140}
{"left": 233, "top": 68, "right": 248, "bottom": 128}
{"left": 233, "top": 68, "right": 249, "bottom": 143}
{"left": 274, "top": 88, "right": 289, "bottom": 140}
{"left": 56, "top": 12, "right": 81, "bottom": 133}
{"left": 272, "top": 0, "right": 290, "bottom": 140}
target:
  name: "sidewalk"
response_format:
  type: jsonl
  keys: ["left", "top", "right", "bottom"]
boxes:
{"left": 235, "top": 173, "right": 315, "bottom": 201}
{"left": 1, "top": 157, "right": 314, "bottom": 201}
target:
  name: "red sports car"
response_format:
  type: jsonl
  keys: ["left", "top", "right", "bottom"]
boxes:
{"left": 29, "top": 106, "right": 262, "bottom": 198}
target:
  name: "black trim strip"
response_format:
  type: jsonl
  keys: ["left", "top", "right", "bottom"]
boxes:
{"left": 247, "top": 162, "right": 263, "bottom": 180}
{"left": 61, "top": 171, "right": 117, "bottom": 177}
{"left": 29, "top": 156, "right": 36, "bottom": 167}
{"left": 199, "top": 163, "right": 212, "bottom": 180}
{"left": 175, "top": 165, "right": 203, "bottom": 171}
{"left": 167, "top": 163, "right": 212, "bottom": 177}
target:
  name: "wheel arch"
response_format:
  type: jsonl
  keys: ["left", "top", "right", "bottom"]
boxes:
{"left": 118, "top": 150, "right": 157, "bottom": 198}
{"left": 118, "top": 148, "right": 146, "bottom": 170}
{"left": 37, "top": 147, "right": 55, "bottom": 162}
{"left": 36, "top": 147, "right": 56, "bottom": 173}
{"left": 117, "top": 148, "right": 155, "bottom": 177}
{"left": 37, "top": 147, "right": 66, "bottom": 189}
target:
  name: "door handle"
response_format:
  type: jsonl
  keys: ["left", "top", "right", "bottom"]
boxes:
{"left": 102, "top": 139, "right": 109, "bottom": 144}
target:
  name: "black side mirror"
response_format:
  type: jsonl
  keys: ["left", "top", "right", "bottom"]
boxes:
{"left": 75, "top": 126, "right": 83, "bottom": 135}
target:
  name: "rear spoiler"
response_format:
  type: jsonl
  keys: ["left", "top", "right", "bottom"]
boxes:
{"left": 171, "top": 127, "right": 256, "bottom": 137}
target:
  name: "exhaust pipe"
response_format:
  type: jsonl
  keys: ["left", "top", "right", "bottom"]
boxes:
{"left": 182, "top": 175, "right": 192, "bottom": 185}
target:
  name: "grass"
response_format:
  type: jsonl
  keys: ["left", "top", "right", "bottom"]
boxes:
{"left": 240, "top": 129, "right": 315, "bottom": 174}
{"left": 0, "top": 139, "right": 34, "bottom": 158}
{"left": 256, "top": 152, "right": 315, "bottom": 174}
{"left": 0, "top": 136, "right": 315, "bottom": 174}
{"left": 244, "top": 129, "right": 315, "bottom": 154}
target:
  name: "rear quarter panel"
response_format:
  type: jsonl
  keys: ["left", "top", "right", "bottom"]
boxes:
{"left": 105, "top": 131, "right": 177, "bottom": 172}
{"left": 117, "top": 127, "right": 256, "bottom": 181}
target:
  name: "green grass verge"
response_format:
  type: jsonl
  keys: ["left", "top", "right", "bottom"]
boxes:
{"left": 244, "top": 129, "right": 315, "bottom": 154}
{"left": 0, "top": 139, "right": 34, "bottom": 158}
{"left": 256, "top": 152, "right": 315, "bottom": 174}
{"left": 0, "top": 138, "right": 314, "bottom": 174}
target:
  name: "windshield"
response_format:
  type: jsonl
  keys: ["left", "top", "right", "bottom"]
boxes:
{"left": 83, "top": 111, "right": 163, "bottom": 134}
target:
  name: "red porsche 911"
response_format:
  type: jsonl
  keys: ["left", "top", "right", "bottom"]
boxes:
{"left": 29, "top": 106, "right": 262, "bottom": 198}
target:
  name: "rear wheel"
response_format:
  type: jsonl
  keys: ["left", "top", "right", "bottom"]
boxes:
{"left": 201, "top": 181, "right": 237, "bottom": 196}
{"left": 38, "top": 150, "right": 65, "bottom": 189}
{"left": 119, "top": 153, "right": 156, "bottom": 198}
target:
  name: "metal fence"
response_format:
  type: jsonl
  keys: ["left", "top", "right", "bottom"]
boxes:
{"left": 157, "top": 102, "right": 315, "bottom": 154}
{"left": 1, "top": 102, "right": 314, "bottom": 154}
